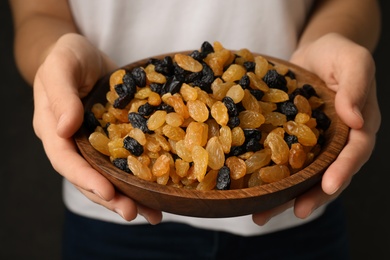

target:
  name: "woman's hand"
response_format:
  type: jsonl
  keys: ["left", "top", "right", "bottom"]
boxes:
{"left": 32, "top": 33, "right": 162, "bottom": 224}
{"left": 253, "top": 33, "right": 381, "bottom": 225}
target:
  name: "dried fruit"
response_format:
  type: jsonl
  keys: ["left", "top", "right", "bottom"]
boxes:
{"left": 87, "top": 41, "right": 331, "bottom": 189}
{"left": 216, "top": 166, "right": 231, "bottom": 190}
{"left": 123, "top": 136, "right": 144, "bottom": 156}
{"left": 259, "top": 165, "right": 290, "bottom": 183}
{"left": 205, "top": 136, "right": 225, "bottom": 170}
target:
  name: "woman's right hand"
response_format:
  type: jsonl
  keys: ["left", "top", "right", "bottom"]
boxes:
{"left": 32, "top": 33, "right": 163, "bottom": 224}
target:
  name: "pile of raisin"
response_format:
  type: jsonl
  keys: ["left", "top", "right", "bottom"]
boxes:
{"left": 87, "top": 41, "right": 330, "bottom": 190}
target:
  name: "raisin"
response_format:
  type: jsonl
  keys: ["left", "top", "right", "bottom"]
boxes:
{"left": 263, "top": 69, "right": 288, "bottom": 92}
{"left": 245, "top": 138, "right": 263, "bottom": 152}
{"left": 156, "top": 103, "right": 175, "bottom": 113}
{"left": 163, "top": 76, "right": 183, "bottom": 95}
{"left": 229, "top": 145, "right": 246, "bottom": 157}
{"left": 285, "top": 69, "right": 296, "bottom": 80}
{"left": 222, "top": 96, "right": 238, "bottom": 117}
{"left": 190, "top": 50, "right": 204, "bottom": 61}
{"left": 317, "top": 133, "right": 326, "bottom": 146}
{"left": 249, "top": 89, "right": 264, "bottom": 101}
{"left": 113, "top": 73, "right": 137, "bottom": 109}
{"left": 303, "top": 84, "right": 318, "bottom": 97}
{"left": 138, "top": 102, "right": 156, "bottom": 116}
{"left": 84, "top": 111, "right": 101, "bottom": 132}
{"left": 290, "top": 84, "right": 318, "bottom": 100}
{"left": 123, "top": 136, "right": 144, "bottom": 156}
{"left": 149, "top": 83, "right": 163, "bottom": 94}
{"left": 312, "top": 108, "right": 331, "bottom": 130}
{"left": 227, "top": 116, "right": 240, "bottom": 128}
{"left": 112, "top": 158, "right": 131, "bottom": 173}
{"left": 200, "top": 41, "right": 214, "bottom": 57}
{"left": 185, "top": 71, "right": 203, "bottom": 83}
{"left": 277, "top": 101, "right": 298, "bottom": 121}
{"left": 243, "top": 129, "right": 262, "bottom": 141}
{"left": 128, "top": 112, "right": 151, "bottom": 133}
{"left": 205, "top": 136, "right": 225, "bottom": 170}
{"left": 238, "top": 74, "right": 250, "bottom": 89}
{"left": 216, "top": 166, "right": 231, "bottom": 190}
{"left": 131, "top": 67, "right": 147, "bottom": 88}
{"left": 113, "top": 95, "right": 131, "bottom": 109}
{"left": 154, "top": 56, "right": 174, "bottom": 76}
{"left": 193, "top": 62, "right": 214, "bottom": 93}
{"left": 243, "top": 61, "right": 256, "bottom": 72}
{"left": 284, "top": 134, "right": 298, "bottom": 148}
{"left": 175, "top": 53, "right": 203, "bottom": 73}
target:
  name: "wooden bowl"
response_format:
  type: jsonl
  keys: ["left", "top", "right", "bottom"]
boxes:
{"left": 74, "top": 52, "right": 349, "bottom": 218}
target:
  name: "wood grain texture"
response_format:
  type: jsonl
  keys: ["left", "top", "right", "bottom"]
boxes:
{"left": 74, "top": 52, "right": 349, "bottom": 218}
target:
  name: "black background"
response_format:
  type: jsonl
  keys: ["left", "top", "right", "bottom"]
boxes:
{"left": 1, "top": 1, "right": 389, "bottom": 259}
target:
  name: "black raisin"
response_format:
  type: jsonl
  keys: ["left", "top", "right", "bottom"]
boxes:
{"left": 138, "top": 103, "right": 156, "bottom": 117}
{"left": 156, "top": 103, "right": 175, "bottom": 113}
{"left": 229, "top": 145, "right": 246, "bottom": 157}
{"left": 113, "top": 78, "right": 136, "bottom": 109}
{"left": 227, "top": 116, "right": 240, "bottom": 128}
{"left": 184, "top": 71, "right": 203, "bottom": 83}
{"left": 243, "top": 61, "right": 256, "bottom": 72}
{"left": 112, "top": 158, "right": 131, "bottom": 173}
{"left": 84, "top": 111, "right": 100, "bottom": 132}
{"left": 163, "top": 76, "right": 183, "bottom": 95}
{"left": 289, "top": 84, "right": 318, "bottom": 100}
{"left": 200, "top": 41, "right": 214, "bottom": 57}
{"left": 312, "top": 109, "right": 331, "bottom": 130}
{"left": 263, "top": 69, "right": 288, "bottom": 92}
{"left": 193, "top": 63, "right": 214, "bottom": 93}
{"left": 128, "top": 112, "right": 151, "bottom": 133}
{"left": 123, "top": 136, "right": 144, "bottom": 156}
{"left": 317, "top": 133, "right": 326, "bottom": 146}
{"left": 222, "top": 96, "right": 238, "bottom": 117}
{"left": 216, "top": 166, "right": 231, "bottom": 190}
{"left": 149, "top": 83, "right": 163, "bottom": 94}
{"left": 245, "top": 138, "right": 263, "bottom": 152}
{"left": 302, "top": 84, "right": 318, "bottom": 97}
{"left": 238, "top": 74, "right": 250, "bottom": 89}
{"left": 284, "top": 134, "right": 298, "bottom": 148}
{"left": 154, "top": 56, "right": 174, "bottom": 76}
{"left": 113, "top": 95, "right": 132, "bottom": 109}
{"left": 249, "top": 89, "right": 264, "bottom": 101}
{"left": 131, "top": 67, "right": 147, "bottom": 88}
{"left": 190, "top": 50, "right": 203, "bottom": 61}
{"left": 243, "top": 129, "right": 262, "bottom": 141}
{"left": 277, "top": 101, "right": 298, "bottom": 121}
{"left": 285, "top": 69, "right": 296, "bottom": 80}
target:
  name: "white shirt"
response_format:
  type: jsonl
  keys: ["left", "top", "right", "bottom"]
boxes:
{"left": 65, "top": 0, "right": 325, "bottom": 236}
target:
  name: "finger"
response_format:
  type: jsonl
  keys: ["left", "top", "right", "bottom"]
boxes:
{"left": 78, "top": 187, "right": 138, "bottom": 221}
{"left": 322, "top": 91, "right": 379, "bottom": 195}
{"left": 331, "top": 46, "right": 375, "bottom": 130}
{"left": 252, "top": 200, "right": 295, "bottom": 226}
{"left": 294, "top": 178, "right": 351, "bottom": 219}
{"left": 38, "top": 52, "right": 86, "bottom": 138}
{"left": 138, "top": 204, "right": 163, "bottom": 225}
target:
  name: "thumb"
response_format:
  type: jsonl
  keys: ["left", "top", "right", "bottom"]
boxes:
{"left": 38, "top": 55, "right": 86, "bottom": 138}
{"left": 332, "top": 50, "right": 375, "bottom": 130}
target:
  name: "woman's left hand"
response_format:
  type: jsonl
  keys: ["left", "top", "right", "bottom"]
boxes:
{"left": 252, "top": 33, "right": 381, "bottom": 225}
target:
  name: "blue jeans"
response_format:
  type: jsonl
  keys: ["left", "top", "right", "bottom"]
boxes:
{"left": 62, "top": 199, "right": 349, "bottom": 260}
